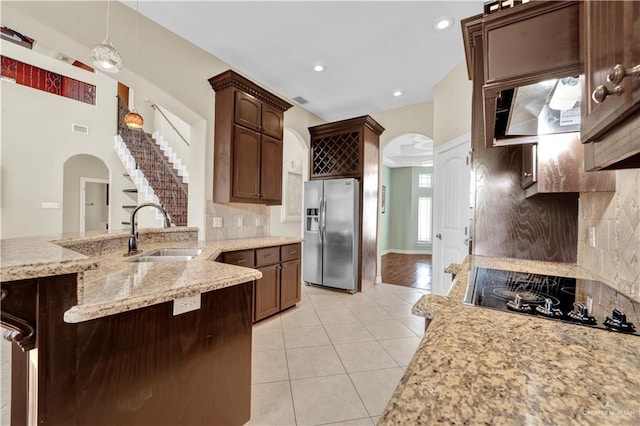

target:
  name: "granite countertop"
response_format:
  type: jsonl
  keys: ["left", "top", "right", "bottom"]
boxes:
{"left": 380, "top": 255, "right": 640, "bottom": 426}
{"left": 1, "top": 228, "right": 300, "bottom": 324}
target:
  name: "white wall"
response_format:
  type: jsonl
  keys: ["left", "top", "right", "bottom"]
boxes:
{"left": 152, "top": 104, "right": 191, "bottom": 172}
{"left": 1, "top": 1, "right": 324, "bottom": 240}
{"left": 433, "top": 62, "right": 472, "bottom": 148}
{"left": 372, "top": 101, "right": 434, "bottom": 150}
{"left": 62, "top": 155, "right": 109, "bottom": 234}
{"left": 269, "top": 129, "right": 307, "bottom": 238}
{"left": 0, "top": 40, "right": 134, "bottom": 239}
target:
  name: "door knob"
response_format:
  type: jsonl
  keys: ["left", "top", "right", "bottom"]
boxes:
{"left": 436, "top": 233, "right": 442, "bottom": 240}
{"left": 606, "top": 63, "right": 640, "bottom": 85}
{"left": 592, "top": 85, "right": 622, "bottom": 104}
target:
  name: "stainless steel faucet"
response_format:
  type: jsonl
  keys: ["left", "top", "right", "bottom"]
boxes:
{"left": 125, "top": 203, "right": 173, "bottom": 256}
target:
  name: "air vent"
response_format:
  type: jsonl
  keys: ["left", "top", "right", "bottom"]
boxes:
{"left": 71, "top": 123, "right": 89, "bottom": 135}
{"left": 292, "top": 96, "right": 309, "bottom": 105}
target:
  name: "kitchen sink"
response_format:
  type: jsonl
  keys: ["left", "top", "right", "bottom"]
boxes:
{"left": 128, "top": 248, "right": 204, "bottom": 263}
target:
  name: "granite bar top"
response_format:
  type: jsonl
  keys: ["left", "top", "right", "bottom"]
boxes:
{"left": 380, "top": 255, "right": 640, "bottom": 426}
{"left": 1, "top": 229, "right": 300, "bottom": 324}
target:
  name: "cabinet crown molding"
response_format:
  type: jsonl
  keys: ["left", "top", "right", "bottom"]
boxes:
{"left": 209, "top": 70, "right": 293, "bottom": 112}
{"left": 309, "top": 115, "right": 385, "bottom": 138}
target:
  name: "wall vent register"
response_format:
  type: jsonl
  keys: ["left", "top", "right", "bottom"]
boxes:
{"left": 464, "top": 267, "right": 639, "bottom": 336}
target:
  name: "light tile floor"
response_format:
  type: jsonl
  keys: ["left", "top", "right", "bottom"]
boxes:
{"left": 249, "top": 283, "right": 427, "bottom": 426}
{"left": 0, "top": 282, "right": 427, "bottom": 426}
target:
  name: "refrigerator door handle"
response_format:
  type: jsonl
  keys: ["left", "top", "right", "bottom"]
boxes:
{"left": 319, "top": 196, "right": 325, "bottom": 242}
{"left": 321, "top": 196, "right": 327, "bottom": 242}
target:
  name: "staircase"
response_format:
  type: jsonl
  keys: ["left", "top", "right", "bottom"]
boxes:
{"left": 115, "top": 97, "right": 188, "bottom": 226}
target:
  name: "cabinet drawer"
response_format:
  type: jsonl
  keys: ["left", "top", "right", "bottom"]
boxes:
{"left": 223, "top": 249, "right": 255, "bottom": 267}
{"left": 281, "top": 243, "right": 301, "bottom": 262}
{"left": 255, "top": 246, "right": 280, "bottom": 267}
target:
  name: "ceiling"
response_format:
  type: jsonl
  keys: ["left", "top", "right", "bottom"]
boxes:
{"left": 129, "top": 1, "right": 485, "bottom": 122}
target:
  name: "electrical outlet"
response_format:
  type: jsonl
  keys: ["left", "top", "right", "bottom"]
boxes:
{"left": 588, "top": 226, "right": 596, "bottom": 247}
{"left": 236, "top": 216, "right": 244, "bottom": 227}
{"left": 173, "top": 294, "right": 201, "bottom": 316}
{"left": 212, "top": 217, "right": 223, "bottom": 228}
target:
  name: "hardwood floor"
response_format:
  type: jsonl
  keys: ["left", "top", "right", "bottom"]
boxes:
{"left": 381, "top": 253, "right": 432, "bottom": 291}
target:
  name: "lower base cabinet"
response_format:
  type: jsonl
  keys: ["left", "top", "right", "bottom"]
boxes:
{"left": 220, "top": 243, "right": 301, "bottom": 323}
{"left": 280, "top": 259, "right": 301, "bottom": 310}
{"left": 255, "top": 264, "right": 281, "bottom": 322}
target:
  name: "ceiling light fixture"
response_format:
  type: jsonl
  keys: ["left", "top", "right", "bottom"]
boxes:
{"left": 89, "top": 0, "right": 122, "bottom": 73}
{"left": 434, "top": 17, "right": 454, "bottom": 31}
{"left": 392, "top": 90, "right": 404, "bottom": 97}
{"left": 125, "top": 0, "right": 144, "bottom": 129}
{"left": 313, "top": 64, "right": 326, "bottom": 72}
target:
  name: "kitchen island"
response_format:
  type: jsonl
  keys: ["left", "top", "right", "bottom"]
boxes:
{"left": 379, "top": 256, "right": 640, "bottom": 425}
{"left": 1, "top": 229, "right": 300, "bottom": 426}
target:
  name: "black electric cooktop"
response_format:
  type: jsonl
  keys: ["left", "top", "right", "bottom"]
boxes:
{"left": 464, "top": 267, "right": 640, "bottom": 337}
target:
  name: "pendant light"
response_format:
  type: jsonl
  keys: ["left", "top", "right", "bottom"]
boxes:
{"left": 90, "top": 0, "right": 122, "bottom": 73}
{"left": 124, "top": 0, "right": 144, "bottom": 129}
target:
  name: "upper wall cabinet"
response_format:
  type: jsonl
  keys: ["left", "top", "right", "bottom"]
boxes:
{"left": 463, "top": 1, "right": 583, "bottom": 148}
{"left": 209, "top": 70, "right": 292, "bottom": 204}
{"left": 580, "top": 1, "right": 640, "bottom": 170}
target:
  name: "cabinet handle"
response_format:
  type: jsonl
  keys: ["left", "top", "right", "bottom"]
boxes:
{"left": 236, "top": 259, "right": 246, "bottom": 264}
{"left": 288, "top": 250, "right": 296, "bottom": 254}
{"left": 606, "top": 64, "right": 640, "bottom": 85}
{"left": 264, "top": 254, "right": 273, "bottom": 257}
{"left": 592, "top": 85, "right": 622, "bottom": 104}
{"left": 523, "top": 172, "right": 532, "bottom": 178}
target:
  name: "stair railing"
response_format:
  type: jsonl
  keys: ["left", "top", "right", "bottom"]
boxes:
{"left": 151, "top": 103, "right": 190, "bottom": 147}
{"left": 117, "top": 96, "right": 188, "bottom": 225}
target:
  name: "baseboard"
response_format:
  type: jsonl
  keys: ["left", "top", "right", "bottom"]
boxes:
{"left": 383, "top": 249, "right": 432, "bottom": 255}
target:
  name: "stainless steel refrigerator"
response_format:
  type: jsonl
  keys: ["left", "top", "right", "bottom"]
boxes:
{"left": 303, "top": 178, "right": 359, "bottom": 292}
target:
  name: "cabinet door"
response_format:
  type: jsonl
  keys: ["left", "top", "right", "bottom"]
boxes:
{"left": 261, "top": 104, "right": 283, "bottom": 139}
{"left": 235, "top": 91, "right": 261, "bottom": 131}
{"left": 232, "top": 126, "right": 261, "bottom": 200}
{"left": 255, "top": 264, "right": 280, "bottom": 322}
{"left": 280, "top": 259, "right": 301, "bottom": 311}
{"left": 581, "top": 1, "right": 638, "bottom": 143}
{"left": 521, "top": 144, "right": 536, "bottom": 189}
{"left": 259, "top": 135, "right": 283, "bottom": 203}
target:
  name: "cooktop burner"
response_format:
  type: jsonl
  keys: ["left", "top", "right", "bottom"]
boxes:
{"left": 464, "top": 267, "right": 639, "bottom": 337}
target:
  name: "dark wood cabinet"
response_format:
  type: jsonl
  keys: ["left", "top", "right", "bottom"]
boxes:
{"left": 521, "top": 143, "right": 536, "bottom": 189}
{"left": 470, "top": 1, "right": 582, "bottom": 148}
{"left": 255, "top": 263, "right": 280, "bottom": 322}
{"left": 209, "top": 70, "right": 292, "bottom": 205}
{"left": 581, "top": 1, "right": 640, "bottom": 170}
{"left": 260, "top": 135, "right": 283, "bottom": 203}
{"left": 280, "top": 259, "right": 301, "bottom": 310}
{"left": 220, "top": 243, "right": 301, "bottom": 322}
{"left": 308, "top": 116, "right": 384, "bottom": 292}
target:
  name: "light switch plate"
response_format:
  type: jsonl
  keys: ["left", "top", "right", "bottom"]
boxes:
{"left": 236, "top": 216, "right": 244, "bottom": 227}
{"left": 173, "top": 294, "right": 201, "bottom": 316}
{"left": 212, "top": 217, "right": 223, "bottom": 228}
{"left": 255, "top": 217, "right": 262, "bottom": 226}
{"left": 588, "top": 226, "right": 596, "bottom": 247}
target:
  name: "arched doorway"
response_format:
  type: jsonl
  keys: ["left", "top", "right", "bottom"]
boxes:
{"left": 63, "top": 154, "right": 110, "bottom": 233}
{"left": 380, "top": 133, "right": 433, "bottom": 290}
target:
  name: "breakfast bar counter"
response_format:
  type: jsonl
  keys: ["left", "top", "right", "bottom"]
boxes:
{"left": 1, "top": 228, "right": 301, "bottom": 426}
{"left": 379, "top": 255, "right": 640, "bottom": 426}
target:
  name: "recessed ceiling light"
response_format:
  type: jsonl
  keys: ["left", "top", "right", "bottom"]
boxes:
{"left": 392, "top": 90, "right": 404, "bottom": 97}
{"left": 313, "top": 64, "right": 326, "bottom": 72}
{"left": 434, "top": 17, "right": 454, "bottom": 31}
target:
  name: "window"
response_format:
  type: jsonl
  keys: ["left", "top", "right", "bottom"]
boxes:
{"left": 418, "top": 173, "right": 432, "bottom": 188}
{"left": 417, "top": 196, "right": 432, "bottom": 242}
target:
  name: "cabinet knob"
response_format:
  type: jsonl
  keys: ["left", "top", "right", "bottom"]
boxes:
{"left": 606, "top": 63, "right": 640, "bottom": 85}
{"left": 523, "top": 172, "right": 532, "bottom": 178}
{"left": 592, "top": 85, "right": 622, "bottom": 104}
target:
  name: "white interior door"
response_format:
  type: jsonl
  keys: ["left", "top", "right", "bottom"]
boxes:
{"left": 432, "top": 134, "right": 471, "bottom": 296}
{"left": 80, "top": 178, "right": 110, "bottom": 232}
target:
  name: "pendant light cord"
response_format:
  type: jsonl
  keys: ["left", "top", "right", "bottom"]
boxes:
{"left": 105, "top": 0, "right": 111, "bottom": 39}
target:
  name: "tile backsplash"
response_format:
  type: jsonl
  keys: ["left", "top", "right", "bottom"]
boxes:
{"left": 578, "top": 170, "right": 640, "bottom": 302}
{"left": 205, "top": 201, "right": 269, "bottom": 241}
